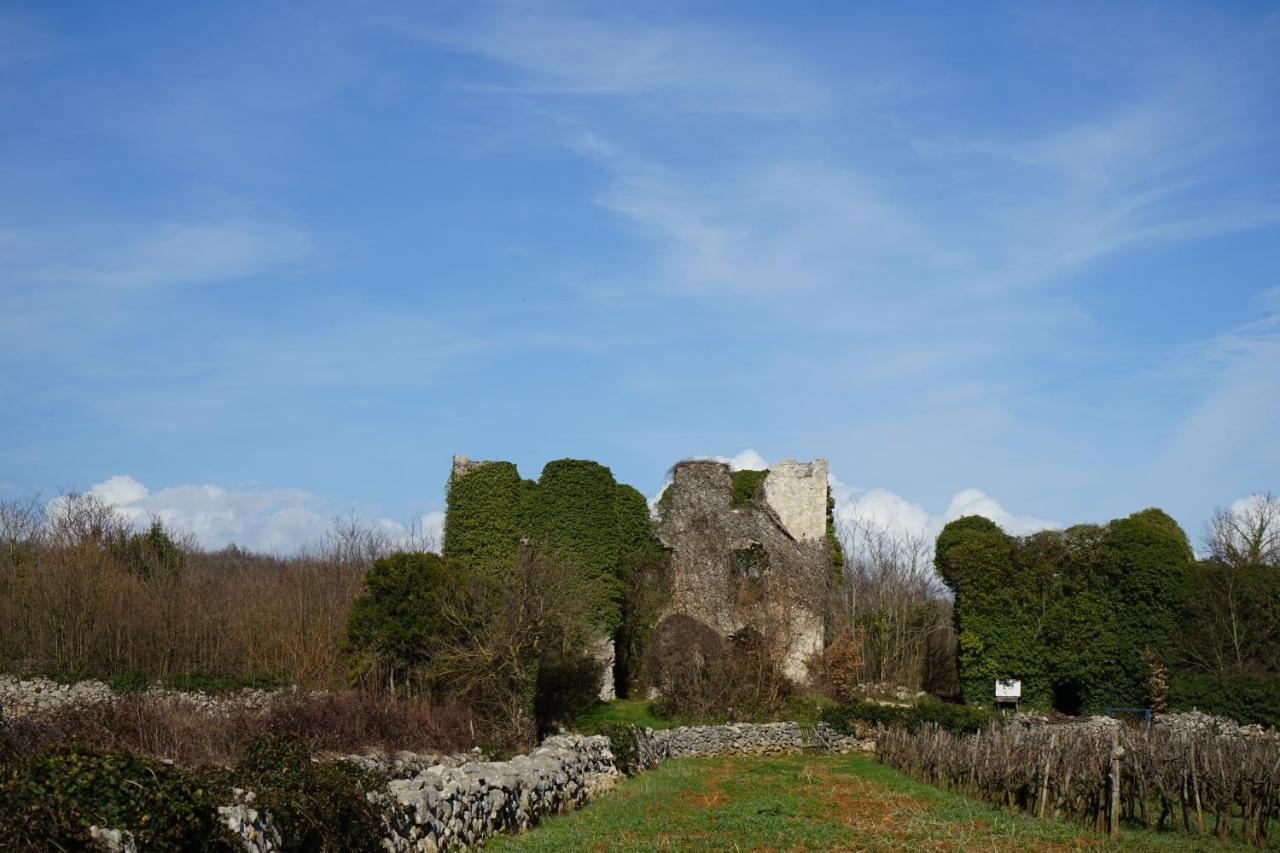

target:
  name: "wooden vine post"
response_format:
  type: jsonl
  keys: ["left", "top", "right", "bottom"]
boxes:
{"left": 1108, "top": 743, "right": 1125, "bottom": 838}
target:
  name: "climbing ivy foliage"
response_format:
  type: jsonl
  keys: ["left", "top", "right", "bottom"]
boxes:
{"left": 825, "top": 487, "right": 845, "bottom": 577}
{"left": 730, "top": 469, "right": 768, "bottom": 507}
{"left": 937, "top": 510, "right": 1193, "bottom": 714}
{"left": 527, "top": 460, "right": 629, "bottom": 631}
{"left": 442, "top": 462, "right": 525, "bottom": 581}
{"left": 444, "top": 459, "right": 663, "bottom": 636}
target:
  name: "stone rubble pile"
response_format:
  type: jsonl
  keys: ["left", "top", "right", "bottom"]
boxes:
{"left": 849, "top": 683, "right": 928, "bottom": 704}
{"left": 0, "top": 675, "right": 115, "bottom": 715}
{"left": 0, "top": 674, "right": 291, "bottom": 719}
{"left": 1008, "top": 709, "right": 1279, "bottom": 742}
{"left": 333, "top": 748, "right": 479, "bottom": 779}
{"left": 1154, "top": 710, "right": 1279, "bottom": 742}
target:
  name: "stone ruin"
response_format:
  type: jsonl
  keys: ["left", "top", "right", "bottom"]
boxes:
{"left": 445, "top": 454, "right": 835, "bottom": 693}
{"left": 656, "top": 458, "right": 832, "bottom": 683}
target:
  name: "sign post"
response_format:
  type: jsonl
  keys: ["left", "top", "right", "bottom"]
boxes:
{"left": 994, "top": 678, "right": 1021, "bottom": 713}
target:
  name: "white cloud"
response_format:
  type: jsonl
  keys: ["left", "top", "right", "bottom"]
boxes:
{"left": 940, "top": 488, "right": 1059, "bottom": 536}
{"left": 648, "top": 450, "right": 1057, "bottom": 545}
{"left": 89, "top": 474, "right": 150, "bottom": 506}
{"left": 50, "top": 474, "right": 445, "bottom": 555}
{"left": 1149, "top": 302, "right": 1280, "bottom": 501}
{"left": 832, "top": 474, "right": 1057, "bottom": 544}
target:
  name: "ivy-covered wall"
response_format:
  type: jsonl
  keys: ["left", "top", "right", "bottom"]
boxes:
{"left": 443, "top": 457, "right": 667, "bottom": 682}
{"left": 526, "top": 460, "right": 629, "bottom": 631}
{"left": 936, "top": 509, "right": 1192, "bottom": 714}
{"left": 442, "top": 461, "right": 526, "bottom": 581}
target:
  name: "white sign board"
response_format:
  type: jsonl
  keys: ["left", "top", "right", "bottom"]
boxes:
{"left": 995, "top": 679, "right": 1022, "bottom": 700}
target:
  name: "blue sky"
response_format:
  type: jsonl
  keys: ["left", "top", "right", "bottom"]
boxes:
{"left": 2, "top": 1, "right": 1278, "bottom": 551}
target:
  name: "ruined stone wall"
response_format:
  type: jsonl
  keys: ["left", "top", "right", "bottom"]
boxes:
{"left": 763, "top": 459, "right": 828, "bottom": 542}
{"left": 657, "top": 459, "right": 831, "bottom": 683}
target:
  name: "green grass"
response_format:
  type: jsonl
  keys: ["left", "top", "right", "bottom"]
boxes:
{"left": 570, "top": 694, "right": 839, "bottom": 735}
{"left": 489, "top": 752, "right": 1252, "bottom": 851}
{"left": 571, "top": 699, "right": 680, "bottom": 732}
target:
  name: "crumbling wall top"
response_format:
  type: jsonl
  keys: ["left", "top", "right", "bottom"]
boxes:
{"left": 763, "top": 459, "right": 828, "bottom": 543}
{"left": 451, "top": 454, "right": 504, "bottom": 480}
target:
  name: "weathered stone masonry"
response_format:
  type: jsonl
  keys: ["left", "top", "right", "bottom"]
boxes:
{"left": 658, "top": 459, "right": 831, "bottom": 683}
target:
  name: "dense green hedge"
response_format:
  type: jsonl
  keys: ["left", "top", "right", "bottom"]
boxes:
{"left": 1169, "top": 675, "right": 1280, "bottom": 728}
{"left": 937, "top": 510, "right": 1193, "bottom": 714}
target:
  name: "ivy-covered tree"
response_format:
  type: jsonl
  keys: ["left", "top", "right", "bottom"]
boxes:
{"left": 937, "top": 509, "right": 1195, "bottom": 714}
{"left": 1100, "top": 509, "right": 1192, "bottom": 707}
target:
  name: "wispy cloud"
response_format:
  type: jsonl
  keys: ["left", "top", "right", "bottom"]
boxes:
{"left": 5, "top": 220, "right": 311, "bottom": 289}
{"left": 1151, "top": 296, "right": 1280, "bottom": 497}
{"left": 414, "top": 5, "right": 829, "bottom": 117}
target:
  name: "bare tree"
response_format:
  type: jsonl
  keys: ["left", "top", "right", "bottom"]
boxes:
{"left": 1205, "top": 492, "right": 1280, "bottom": 568}
{"left": 838, "top": 514, "right": 955, "bottom": 692}
{"left": 425, "top": 547, "right": 609, "bottom": 747}
{"left": 319, "top": 513, "right": 398, "bottom": 567}
{"left": 0, "top": 495, "right": 45, "bottom": 549}
{"left": 45, "top": 490, "right": 129, "bottom": 548}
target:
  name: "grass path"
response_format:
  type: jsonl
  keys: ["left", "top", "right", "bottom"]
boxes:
{"left": 488, "top": 753, "right": 1247, "bottom": 851}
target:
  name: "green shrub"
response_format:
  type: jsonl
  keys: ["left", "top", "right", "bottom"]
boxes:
{"left": 906, "top": 697, "right": 994, "bottom": 733}
{"left": 107, "top": 669, "right": 148, "bottom": 693}
{"left": 819, "top": 702, "right": 907, "bottom": 735}
{"left": 235, "top": 734, "right": 382, "bottom": 852}
{"left": 345, "top": 552, "right": 458, "bottom": 693}
{"left": 106, "top": 520, "right": 186, "bottom": 580}
{"left": 730, "top": 469, "right": 767, "bottom": 507}
{"left": 820, "top": 698, "right": 994, "bottom": 736}
{"left": 163, "top": 671, "right": 279, "bottom": 693}
{"left": 589, "top": 721, "right": 642, "bottom": 774}
{"left": 0, "top": 745, "right": 232, "bottom": 850}
{"left": 1169, "top": 674, "right": 1280, "bottom": 728}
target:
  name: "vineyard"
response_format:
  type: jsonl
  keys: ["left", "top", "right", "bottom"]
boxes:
{"left": 877, "top": 717, "right": 1280, "bottom": 846}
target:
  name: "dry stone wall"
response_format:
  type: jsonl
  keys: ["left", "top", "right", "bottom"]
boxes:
{"left": 84, "top": 720, "right": 870, "bottom": 852}
{"left": 633, "top": 721, "right": 871, "bottom": 765}
{"left": 210, "top": 735, "right": 619, "bottom": 852}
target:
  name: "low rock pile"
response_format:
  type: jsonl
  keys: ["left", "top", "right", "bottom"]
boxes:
{"left": 0, "top": 675, "right": 288, "bottom": 719}
{"left": 1154, "top": 710, "right": 1280, "bottom": 742}
{"left": 334, "top": 748, "right": 479, "bottom": 779}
